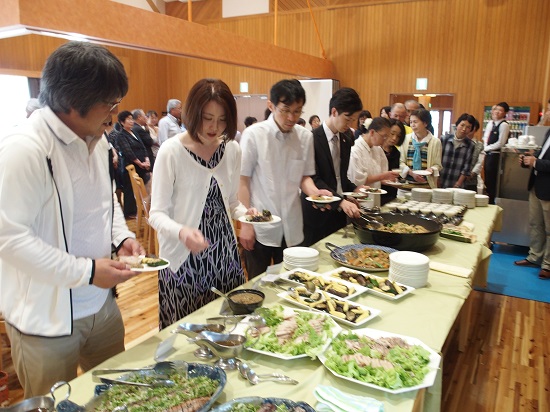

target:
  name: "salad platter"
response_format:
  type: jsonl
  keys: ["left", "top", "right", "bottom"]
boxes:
{"left": 210, "top": 397, "right": 316, "bottom": 412}
{"left": 87, "top": 361, "right": 226, "bottom": 412}
{"left": 278, "top": 268, "right": 368, "bottom": 299}
{"left": 321, "top": 267, "right": 414, "bottom": 300}
{"left": 319, "top": 328, "right": 441, "bottom": 394}
{"left": 277, "top": 290, "right": 380, "bottom": 328}
{"left": 232, "top": 306, "right": 341, "bottom": 360}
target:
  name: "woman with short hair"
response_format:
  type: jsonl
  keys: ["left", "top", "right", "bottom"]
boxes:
{"left": 399, "top": 109, "right": 442, "bottom": 188}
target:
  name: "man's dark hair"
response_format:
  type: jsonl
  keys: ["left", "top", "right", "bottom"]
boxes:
{"left": 328, "top": 88, "right": 362, "bottom": 116}
{"left": 39, "top": 42, "right": 128, "bottom": 117}
{"left": 270, "top": 79, "right": 306, "bottom": 107}
{"left": 496, "top": 101, "right": 510, "bottom": 113}
{"left": 455, "top": 113, "right": 477, "bottom": 128}
{"left": 244, "top": 116, "right": 257, "bottom": 127}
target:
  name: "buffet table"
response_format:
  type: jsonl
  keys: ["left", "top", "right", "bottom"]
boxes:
{"left": 64, "top": 205, "right": 502, "bottom": 412}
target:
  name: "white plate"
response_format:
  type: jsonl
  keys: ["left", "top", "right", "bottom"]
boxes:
{"left": 359, "top": 188, "right": 387, "bottom": 195}
{"left": 412, "top": 169, "right": 432, "bottom": 176}
{"left": 321, "top": 267, "right": 414, "bottom": 301}
{"left": 126, "top": 256, "right": 170, "bottom": 272}
{"left": 381, "top": 180, "right": 404, "bottom": 186}
{"left": 319, "top": 328, "right": 441, "bottom": 394}
{"left": 277, "top": 291, "right": 380, "bottom": 327}
{"left": 342, "top": 192, "right": 370, "bottom": 199}
{"left": 232, "top": 308, "right": 342, "bottom": 360}
{"left": 306, "top": 196, "right": 341, "bottom": 204}
{"left": 278, "top": 268, "right": 367, "bottom": 299}
{"left": 238, "top": 215, "right": 281, "bottom": 225}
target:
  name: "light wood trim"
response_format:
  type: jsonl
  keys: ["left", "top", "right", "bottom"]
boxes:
{"left": 145, "top": 0, "right": 159, "bottom": 13}
{"left": 0, "top": 68, "right": 41, "bottom": 78}
{"left": 2, "top": 0, "right": 334, "bottom": 79}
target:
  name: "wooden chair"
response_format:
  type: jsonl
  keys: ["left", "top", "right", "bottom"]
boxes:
{"left": 127, "top": 167, "right": 158, "bottom": 256}
{"left": 125, "top": 164, "right": 147, "bottom": 238}
{"left": 0, "top": 317, "right": 7, "bottom": 371}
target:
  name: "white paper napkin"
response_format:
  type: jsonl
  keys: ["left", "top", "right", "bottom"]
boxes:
{"left": 314, "top": 385, "right": 384, "bottom": 412}
{"left": 429, "top": 261, "right": 473, "bottom": 278}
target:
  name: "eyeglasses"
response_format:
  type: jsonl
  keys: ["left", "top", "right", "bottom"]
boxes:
{"left": 275, "top": 105, "right": 304, "bottom": 118}
{"left": 105, "top": 98, "right": 123, "bottom": 112}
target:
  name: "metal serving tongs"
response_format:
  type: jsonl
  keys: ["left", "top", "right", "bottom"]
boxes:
{"left": 357, "top": 211, "right": 383, "bottom": 229}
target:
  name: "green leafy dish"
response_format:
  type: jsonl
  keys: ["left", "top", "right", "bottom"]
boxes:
{"left": 319, "top": 328, "right": 440, "bottom": 394}
{"left": 90, "top": 362, "right": 226, "bottom": 412}
{"left": 233, "top": 305, "right": 341, "bottom": 360}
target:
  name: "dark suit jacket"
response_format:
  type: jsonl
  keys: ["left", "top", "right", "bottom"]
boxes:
{"left": 132, "top": 123, "right": 155, "bottom": 168}
{"left": 528, "top": 129, "right": 550, "bottom": 200}
{"left": 301, "top": 126, "right": 356, "bottom": 246}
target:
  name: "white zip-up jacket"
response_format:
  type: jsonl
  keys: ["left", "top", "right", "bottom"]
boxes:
{"left": 0, "top": 107, "right": 134, "bottom": 337}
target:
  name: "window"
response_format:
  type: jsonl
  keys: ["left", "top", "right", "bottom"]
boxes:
{"left": 0, "top": 75, "right": 31, "bottom": 128}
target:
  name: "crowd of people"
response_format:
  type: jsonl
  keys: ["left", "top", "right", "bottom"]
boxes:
{"left": 4, "top": 41, "right": 548, "bottom": 400}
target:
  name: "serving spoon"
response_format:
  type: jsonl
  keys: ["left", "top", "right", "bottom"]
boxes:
{"left": 237, "top": 361, "right": 298, "bottom": 385}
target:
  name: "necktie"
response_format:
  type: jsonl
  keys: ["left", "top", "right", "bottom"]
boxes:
{"left": 331, "top": 135, "right": 342, "bottom": 193}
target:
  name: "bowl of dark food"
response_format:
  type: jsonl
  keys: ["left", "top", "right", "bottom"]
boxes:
{"left": 227, "top": 289, "right": 265, "bottom": 315}
{"left": 210, "top": 396, "right": 316, "bottom": 412}
{"left": 352, "top": 213, "right": 442, "bottom": 251}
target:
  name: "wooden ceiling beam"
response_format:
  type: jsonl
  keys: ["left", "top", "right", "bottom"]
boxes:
{"left": 0, "top": 0, "right": 334, "bottom": 79}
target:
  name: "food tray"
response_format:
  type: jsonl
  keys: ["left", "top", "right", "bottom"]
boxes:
{"left": 232, "top": 307, "right": 341, "bottom": 360}
{"left": 87, "top": 361, "right": 226, "bottom": 412}
{"left": 277, "top": 291, "right": 380, "bottom": 328}
{"left": 325, "top": 243, "right": 396, "bottom": 272}
{"left": 210, "top": 397, "right": 315, "bottom": 412}
{"left": 321, "top": 267, "right": 414, "bottom": 300}
{"left": 278, "top": 268, "right": 368, "bottom": 299}
{"left": 319, "top": 328, "right": 441, "bottom": 394}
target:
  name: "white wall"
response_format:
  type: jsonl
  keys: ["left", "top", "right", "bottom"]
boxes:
{"left": 222, "top": 0, "right": 269, "bottom": 18}
{"left": 111, "top": 0, "right": 165, "bottom": 14}
{"left": 299, "top": 79, "right": 336, "bottom": 130}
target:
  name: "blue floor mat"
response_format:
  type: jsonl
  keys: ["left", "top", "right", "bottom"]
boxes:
{"left": 475, "top": 243, "right": 550, "bottom": 303}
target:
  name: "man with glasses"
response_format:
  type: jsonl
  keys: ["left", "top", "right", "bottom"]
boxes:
{"left": 301, "top": 87, "right": 363, "bottom": 246}
{"left": 239, "top": 79, "right": 332, "bottom": 278}
{"left": 158, "top": 98, "right": 182, "bottom": 146}
{"left": 0, "top": 42, "right": 144, "bottom": 397}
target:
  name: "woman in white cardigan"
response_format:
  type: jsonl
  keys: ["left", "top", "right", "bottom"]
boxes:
{"left": 150, "top": 78, "right": 254, "bottom": 328}
{"left": 399, "top": 109, "right": 442, "bottom": 188}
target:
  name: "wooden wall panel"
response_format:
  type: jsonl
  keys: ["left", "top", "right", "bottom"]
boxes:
{"left": 186, "top": 0, "right": 550, "bottom": 129}
{"left": 0, "top": 35, "right": 170, "bottom": 117}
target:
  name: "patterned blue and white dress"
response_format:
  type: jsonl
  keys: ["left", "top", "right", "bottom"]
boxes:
{"left": 158, "top": 142, "right": 245, "bottom": 329}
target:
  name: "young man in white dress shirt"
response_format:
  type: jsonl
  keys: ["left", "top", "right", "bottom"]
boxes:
{"left": 0, "top": 41, "right": 144, "bottom": 397}
{"left": 239, "top": 79, "right": 332, "bottom": 278}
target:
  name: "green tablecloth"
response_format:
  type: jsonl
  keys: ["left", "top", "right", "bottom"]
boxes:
{"left": 64, "top": 205, "right": 502, "bottom": 411}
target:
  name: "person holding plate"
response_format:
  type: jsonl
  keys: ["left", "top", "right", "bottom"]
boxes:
{"left": 239, "top": 79, "right": 332, "bottom": 278}
{"left": 0, "top": 42, "right": 144, "bottom": 397}
{"left": 150, "top": 78, "right": 254, "bottom": 329}
{"left": 398, "top": 109, "right": 442, "bottom": 188}
{"left": 301, "top": 87, "right": 363, "bottom": 246}
{"left": 348, "top": 117, "right": 400, "bottom": 203}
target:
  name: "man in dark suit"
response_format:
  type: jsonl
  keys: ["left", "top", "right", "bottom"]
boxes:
{"left": 514, "top": 128, "right": 550, "bottom": 279}
{"left": 132, "top": 108, "right": 155, "bottom": 169}
{"left": 301, "top": 88, "right": 363, "bottom": 246}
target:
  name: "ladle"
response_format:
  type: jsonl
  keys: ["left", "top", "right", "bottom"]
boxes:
{"left": 211, "top": 286, "right": 230, "bottom": 302}
{"left": 237, "top": 361, "right": 298, "bottom": 385}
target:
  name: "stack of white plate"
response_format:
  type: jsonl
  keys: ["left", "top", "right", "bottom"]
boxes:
{"left": 453, "top": 189, "right": 476, "bottom": 208}
{"left": 432, "top": 188, "right": 453, "bottom": 204}
{"left": 283, "top": 247, "right": 319, "bottom": 271}
{"left": 475, "top": 194, "right": 489, "bottom": 207}
{"left": 411, "top": 188, "right": 432, "bottom": 202}
{"left": 389, "top": 251, "right": 430, "bottom": 288}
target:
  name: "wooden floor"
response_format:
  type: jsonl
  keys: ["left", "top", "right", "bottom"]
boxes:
{"left": 2, "top": 218, "right": 550, "bottom": 410}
